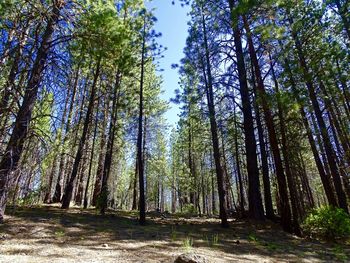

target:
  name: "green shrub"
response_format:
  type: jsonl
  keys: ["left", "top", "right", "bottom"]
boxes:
{"left": 96, "top": 189, "right": 109, "bottom": 211}
{"left": 17, "top": 190, "right": 41, "bottom": 206}
{"left": 182, "top": 204, "right": 196, "bottom": 215}
{"left": 302, "top": 206, "right": 350, "bottom": 240}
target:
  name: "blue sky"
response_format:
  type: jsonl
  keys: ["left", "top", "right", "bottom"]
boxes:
{"left": 148, "top": 0, "right": 190, "bottom": 128}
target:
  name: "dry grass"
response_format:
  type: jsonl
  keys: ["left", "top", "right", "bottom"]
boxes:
{"left": 0, "top": 205, "right": 348, "bottom": 262}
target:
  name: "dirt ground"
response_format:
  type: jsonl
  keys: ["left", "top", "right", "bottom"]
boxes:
{"left": 0, "top": 205, "right": 349, "bottom": 263}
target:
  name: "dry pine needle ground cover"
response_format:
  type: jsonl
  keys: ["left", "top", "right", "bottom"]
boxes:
{"left": 0, "top": 205, "right": 349, "bottom": 263}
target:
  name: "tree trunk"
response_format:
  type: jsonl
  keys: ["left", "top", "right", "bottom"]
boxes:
{"left": 283, "top": 56, "right": 338, "bottom": 207}
{"left": 61, "top": 58, "right": 101, "bottom": 209}
{"left": 270, "top": 54, "right": 301, "bottom": 234}
{"left": 52, "top": 67, "right": 80, "bottom": 203}
{"left": 250, "top": 57, "right": 274, "bottom": 220}
{"left": 137, "top": 17, "right": 147, "bottom": 225}
{"left": 99, "top": 73, "right": 121, "bottom": 214}
{"left": 91, "top": 96, "right": 109, "bottom": 206}
{"left": 83, "top": 96, "right": 100, "bottom": 209}
{"left": 0, "top": 1, "right": 64, "bottom": 221}
{"left": 229, "top": 8, "right": 265, "bottom": 221}
{"left": 291, "top": 28, "right": 348, "bottom": 212}
{"left": 201, "top": 9, "right": 228, "bottom": 227}
{"left": 242, "top": 15, "right": 292, "bottom": 230}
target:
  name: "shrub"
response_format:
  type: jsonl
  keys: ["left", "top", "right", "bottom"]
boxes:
{"left": 182, "top": 204, "right": 196, "bottom": 215}
{"left": 302, "top": 206, "right": 350, "bottom": 240}
{"left": 96, "top": 189, "right": 109, "bottom": 211}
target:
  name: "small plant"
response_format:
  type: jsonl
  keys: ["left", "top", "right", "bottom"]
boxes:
{"left": 171, "top": 226, "right": 177, "bottom": 241}
{"left": 212, "top": 233, "right": 219, "bottom": 246}
{"left": 264, "top": 242, "right": 283, "bottom": 252}
{"left": 302, "top": 206, "right": 350, "bottom": 240}
{"left": 182, "top": 236, "right": 193, "bottom": 251}
{"left": 182, "top": 204, "right": 196, "bottom": 215}
{"left": 248, "top": 233, "right": 258, "bottom": 242}
{"left": 96, "top": 189, "right": 109, "bottom": 211}
{"left": 16, "top": 190, "right": 41, "bottom": 206}
{"left": 127, "top": 229, "right": 134, "bottom": 239}
{"left": 54, "top": 230, "right": 65, "bottom": 238}
{"left": 332, "top": 245, "right": 348, "bottom": 261}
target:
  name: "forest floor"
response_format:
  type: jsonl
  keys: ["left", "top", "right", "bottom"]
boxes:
{"left": 0, "top": 205, "right": 349, "bottom": 263}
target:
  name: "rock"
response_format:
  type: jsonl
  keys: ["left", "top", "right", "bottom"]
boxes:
{"left": 102, "top": 243, "right": 109, "bottom": 248}
{"left": 0, "top": 234, "right": 8, "bottom": 240}
{"left": 233, "top": 239, "right": 240, "bottom": 244}
{"left": 174, "top": 253, "right": 209, "bottom": 263}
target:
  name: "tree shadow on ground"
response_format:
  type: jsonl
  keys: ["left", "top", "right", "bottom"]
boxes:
{"left": 1, "top": 205, "right": 349, "bottom": 262}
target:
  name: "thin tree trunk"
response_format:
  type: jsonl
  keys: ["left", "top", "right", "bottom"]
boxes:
{"left": 269, "top": 54, "right": 301, "bottom": 234}
{"left": 99, "top": 73, "right": 121, "bottom": 214}
{"left": 291, "top": 27, "right": 348, "bottom": 212}
{"left": 0, "top": 1, "right": 64, "bottom": 221}
{"left": 250, "top": 57, "right": 274, "bottom": 220}
{"left": 91, "top": 96, "right": 109, "bottom": 206}
{"left": 61, "top": 58, "right": 101, "bottom": 209}
{"left": 201, "top": 9, "right": 228, "bottom": 227}
{"left": 83, "top": 94, "right": 100, "bottom": 209}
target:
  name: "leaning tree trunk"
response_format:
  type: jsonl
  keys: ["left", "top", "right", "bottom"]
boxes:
{"left": 291, "top": 27, "right": 349, "bottom": 213}
{"left": 0, "top": 0, "right": 64, "bottom": 222}
{"left": 242, "top": 15, "right": 292, "bottom": 231}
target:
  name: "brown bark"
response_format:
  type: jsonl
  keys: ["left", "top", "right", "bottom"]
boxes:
{"left": 61, "top": 57, "right": 101, "bottom": 209}
{"left": 269, "top": 54, "right": 301, "bottom": 235}
{"left": 291, "top": 28, "right": 348, "bottom": 212}
{"left": 99, "top": 73, "right": 121, "bottom": 215}
{"left": 283, "top": 56, "right": 338, "bottom": 207}
{"left": 201, "top": 9, "right": 228, "bottom": 227}
{"left": 0, "top": 1, "right": 64, "bottom": 222}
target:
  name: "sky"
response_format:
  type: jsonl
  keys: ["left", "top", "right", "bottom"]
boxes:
{"left": 148, "top": 0, "right": 190, "bottom": 129}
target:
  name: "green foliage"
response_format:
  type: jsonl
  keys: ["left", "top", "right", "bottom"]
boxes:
{"left": 96, "top": 189, "right": 109, "bottom": 211}
{"left": 332, "top": 245, "right": 349, "bottom": 262}
{"left": 302, "top": 206, "right": 350, "bottom": 240}
{"left": 248, "top": 233, "right": 258, "bottom": 242}
{"left": 54, "top": 229, "right": 65, "bottom": 238}
{"left": 182, "top": 236, "right": 193, "bottom": 251}
{"left": 170, "top": 226, "right": 178, "bottom": 241}
{"left": 17, "top": 190, "right": 41, "bottom": 206}
{"left": 182, "top": 203, "right": 196, "bottom": 215}
{"left": 32, "top": 91, "right": 53, "bottom": 140}
{"left": 212, "top": 233, "right": 219, "bottom": 246}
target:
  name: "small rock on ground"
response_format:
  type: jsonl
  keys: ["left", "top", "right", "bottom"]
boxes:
{"left": 174, "top": 253, "right": 209, "bottom": 263}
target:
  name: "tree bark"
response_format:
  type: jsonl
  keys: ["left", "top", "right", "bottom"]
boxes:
{"left": 61, "top": 57, "right": 101, "bottom": 209}
{"left": 242, "top": 14, "right": 292, "bottom": 230}
{"left": 99, "top": 73, "right": 121, "bottom": 215}
{"left": 291, "top": 28, "right": 349, "bottom": 212}
{"left": 229, "top": 9, "right": 265, "bottom": 221}
{"left": 0, "top": 1, "right": 64, "bottom": 222}
{"left": 201, "top": 9, "right": 229, "bottom": 227}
